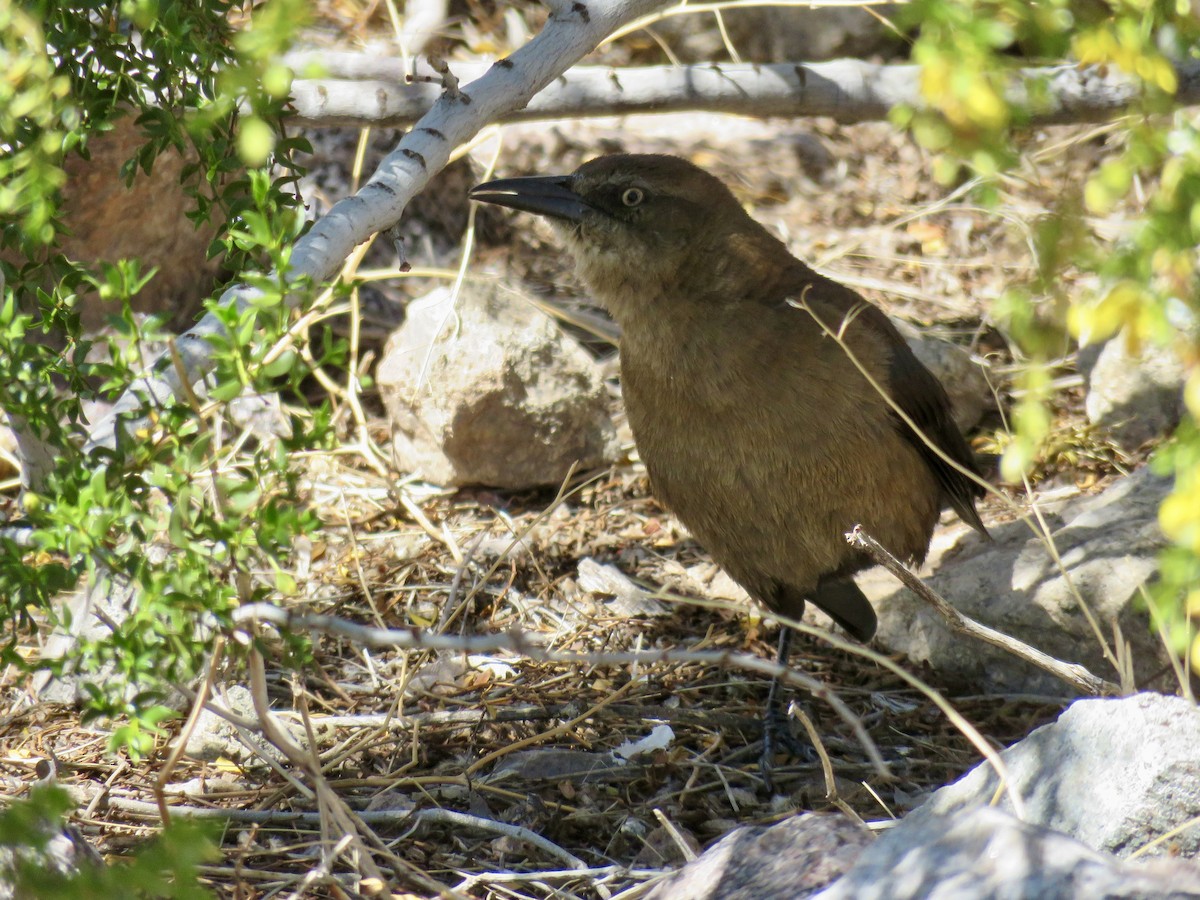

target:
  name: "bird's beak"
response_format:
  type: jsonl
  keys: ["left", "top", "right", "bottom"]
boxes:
{"left": 469, "top": 175, "right": 589, "bottom": 223}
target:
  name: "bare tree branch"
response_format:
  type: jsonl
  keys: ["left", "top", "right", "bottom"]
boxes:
{"left": 83, "top": 0, "right": 675, "bottom": 453}
{"left": 284, "top": 51, "right": 1200, "bottom": 128}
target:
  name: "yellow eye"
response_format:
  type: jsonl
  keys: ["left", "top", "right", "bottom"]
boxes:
{"left": 621, "top": 187, "right": 645, "bottom": 207}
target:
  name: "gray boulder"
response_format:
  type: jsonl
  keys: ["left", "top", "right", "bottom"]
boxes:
{"left": 643, "top": 813, "right": 870, "bottom": 900}
{"left": 908, "top": 693, "right": 1200, "bottom": 860}
{"left": 1085, "top": 331, "right": 1188, "bottom": 450}
{"left": 867, "top": 466, "right": 1173, "bottom": 695}
{"left": 818, "top": 805, "right": 1200, "bottom": 900}
{"left": 378, "top": 284, "right": 619, "bottom": 489}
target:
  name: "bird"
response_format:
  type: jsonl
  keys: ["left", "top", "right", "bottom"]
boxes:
{"left": 469, "top": 153, "right": 988, "bottom": 783}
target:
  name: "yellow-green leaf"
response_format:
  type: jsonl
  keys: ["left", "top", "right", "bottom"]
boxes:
{"left": 237, "top": 116, "right": 275, "bottom": 165}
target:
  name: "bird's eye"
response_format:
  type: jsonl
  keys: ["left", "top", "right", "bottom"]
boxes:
{"left": 621, "top": 187, "right": 645, "bottom": 207}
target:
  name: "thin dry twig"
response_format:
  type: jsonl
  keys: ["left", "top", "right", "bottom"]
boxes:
{"left": 153, "top": 638, "right": 225, "bottom": 824}
{"left": 246, "top": 646, "right": 448, "bottom": 895}
{"left": 108, "top": 796, "right": 587, "bottom": 870}
{"left": 438, "top": 526, "right": 491, "bottom": 633}
{"left": 847, "top": 525, "right": 1118, "bottom": 697}
{"left": 790, "top": 701, "right": 865, "bottom": 826}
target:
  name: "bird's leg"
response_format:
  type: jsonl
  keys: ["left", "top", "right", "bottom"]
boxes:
{"left": 759, "top": 625, "right": 818, "bottom": 790}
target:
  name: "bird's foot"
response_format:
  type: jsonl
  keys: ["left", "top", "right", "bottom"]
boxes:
{"left": 759, "top": 700, "right": 817, "bottom": 792}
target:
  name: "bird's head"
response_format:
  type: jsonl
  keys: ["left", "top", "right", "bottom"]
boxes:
{"left": 470, "top": 154, "right": 768, "bottom": 319}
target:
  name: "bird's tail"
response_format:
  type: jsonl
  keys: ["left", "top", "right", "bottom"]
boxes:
{"left": 779, "top": 577, "right": 877, "bottom": 643}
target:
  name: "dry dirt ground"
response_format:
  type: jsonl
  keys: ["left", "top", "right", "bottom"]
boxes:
{"left": 0, "top": 13, "right": 1158, "bottom": 900}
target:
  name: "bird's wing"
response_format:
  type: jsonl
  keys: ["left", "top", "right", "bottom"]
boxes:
{"left": 799, "top": 279, "right": 989, "bottom": 537}
{"left": 885, "top": 331, "right": 989, "bottom": 536}
{"left": 813, "top": 576, "right": 878, "bottom": 642}
{"left": 773, "top": 577, "right": 877, "bottom": 642}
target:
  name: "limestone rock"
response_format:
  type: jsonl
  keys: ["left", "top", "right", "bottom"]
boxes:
{"left": 378, "top": 284, "right": 619, "bottom": 489}
{"left": 907, "top": 693, "right": 1200, "bottom": 860}
{"left": 644, "top": 813, "right": 871, "bottom": 900}
{"left": 1085, "top": 331, "right": 1188, "bottom": 450}
{"left": 818, "top": 805, "right": 1200, "bottom": 900}
{"left": 866, "top": 466, "right": 1172, "bottom": 695}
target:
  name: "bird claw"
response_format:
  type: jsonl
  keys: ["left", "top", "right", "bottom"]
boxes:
{"left": 759, "top": 701, "right": 817, "bottom": 792}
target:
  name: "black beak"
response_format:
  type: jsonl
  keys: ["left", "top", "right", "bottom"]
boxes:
{"left": 469, "top": 175, "right": 589, "bottom": 223}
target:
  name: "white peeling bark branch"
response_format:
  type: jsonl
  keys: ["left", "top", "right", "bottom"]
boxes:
{"left": 284, "top": 52, "right": 1200, "bottom": 128}
{"left": 84, "top": 0, "right": 673, "bottom": 453}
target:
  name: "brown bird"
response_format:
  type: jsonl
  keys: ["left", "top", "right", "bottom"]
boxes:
{"left": 470, "top": 154, "right": 988, "bottom": 780}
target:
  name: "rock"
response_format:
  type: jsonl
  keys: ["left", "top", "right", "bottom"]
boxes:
{"left": 377, "top": 284, "right": 620, "bottom": 489}
{"left": 227, "top": 390, "right": 293, "bottom": 440}
{"left": 866, "top": 466, "right": 1173, "bottom": 695}
{"left": 4, "top": 412, "right": 56, "bottom": 489}
{"left": 644, "top": 813, "right": 871, "bottom": 900}
{"left": 1085, "top": 330, "right": 1188, "bottom": 449}
{"left": 895, "top": 321, "right": 992, "bottom": 431}
{"left": 0, "top": 813, "right": 103, "bottom": 900}
{"left": 907, "top": 693, "right": 1200, "bottom": 860}
{"left": 35, "top": 547, "right": 171, "bottom": 704}
{"left": 183, "top": 684, "right": 308, "bottom": 764}
{"left": 3, "top": 115, "right": 226, "bottom": 332}
{"left": 0, "top": 421, "right": 19, "bottom": 481}
{"left": 817, "top": 805, "right": 1200, "bottom": 900}
{"left": 577, "top": 557, "right": 672, "bottom": 617}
